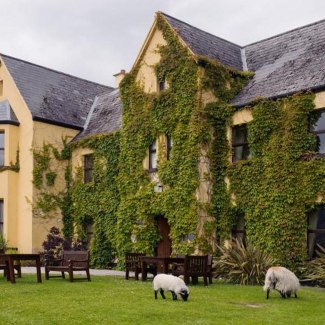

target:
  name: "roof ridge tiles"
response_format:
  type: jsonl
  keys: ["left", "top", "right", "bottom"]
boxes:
{"left": 0, "top": 53, "right": 114, "bottom": 90}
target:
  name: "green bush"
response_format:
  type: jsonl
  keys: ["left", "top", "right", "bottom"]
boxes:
{"left": 215, "top": 238, "right": 274, "bottom": 285}
{"left": 300, "top": 245, "right": 325, "bottom": 287}
{"left": 0, "top": 234, "right": 7, "bottom": 252}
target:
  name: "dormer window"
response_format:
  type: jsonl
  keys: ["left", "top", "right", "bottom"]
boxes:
{"left": 149, "top": 140, "right": 157, "bottom": 172}
{"left": 0, "top": 132, "right": 4, "bottom": 166}
{"left": 232, "top": 124, "right": 250, "bottom": 162}
{"left": 167, "top": 134, "right": 173, "bottom": 160}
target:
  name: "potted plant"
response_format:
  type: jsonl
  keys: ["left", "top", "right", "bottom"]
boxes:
{"left": 0, "top": 234, "right": 8, "bottom": 253}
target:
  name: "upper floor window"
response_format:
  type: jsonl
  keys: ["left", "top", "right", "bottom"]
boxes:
{"left": 0, "top": 200, "right": 3, "bottom": 235}
{"left": 159, "top": 80, "right": 166, "bottom": 92}
{"left": 307, "top": 205, "right": 325, "bottom": 258}
{"left": 84, "top": 154, "right": 94, "bottom": 183}
{"left": 0, "top": 80, "right": 3, "bottom": 97}
{"left": 310, "top": 110, "right": 325, "bottom": 154}
{"left": 232, "top": 124, "right": 250, "bottom": 162}
{"left": 167, "top": 135, "right": 173, "bottom": 160}
{"left": 157, "top": 77, "right": 168, "bottom": 93}
{"left": 0, "top": 132, "right": 4, "bottom": 167}
{"left": 149, "top": 140, "right": 157, "bottom": 172}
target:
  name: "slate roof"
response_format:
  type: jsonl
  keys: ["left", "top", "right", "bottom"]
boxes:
{"left": 0, "top": 99, "right": 19, "bottom": 125}
{"left": 161, "top": 13, "right": 325, "bottom": 108}
{"left": 1, "top": 54, "right": 113, "bottom": 129}
{"left": 232, "top": 19, "right": 325, "bottom": 107}
{"left": 161, "top": 12, "right": 243, "bottom": 71}
{"left": 74, "top": 89, "right": 122, "bottom": 140}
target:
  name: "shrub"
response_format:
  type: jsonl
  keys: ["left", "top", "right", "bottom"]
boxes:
{"left": 41, "top": 227, "right": 88, "bottom": 261}
{"left": 300, "top": 245, "right": 325, "bottom": 287}
{"left": 0, "top": 234, "right": 8, "bottom": 253}
{"left": 215, "top": 238, "right": 274, "bottom": 285}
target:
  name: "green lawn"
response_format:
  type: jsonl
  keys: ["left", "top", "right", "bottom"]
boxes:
{"left": 0, "top": 275, "right": 324, "bottom": 325}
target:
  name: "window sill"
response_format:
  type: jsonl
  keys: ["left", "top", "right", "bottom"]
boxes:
{"left": 147, "top": 168, "right": 158, "bottom": 174}
{"left": 300, "top": 152, "right": 325, "bottom": 161}
{"left": 0, "top": 165, "right": 20, "bottom": 173}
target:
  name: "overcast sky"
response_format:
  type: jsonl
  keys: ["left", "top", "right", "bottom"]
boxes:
{"left": 1, "top": 0, "right": 325, "bottom": 86}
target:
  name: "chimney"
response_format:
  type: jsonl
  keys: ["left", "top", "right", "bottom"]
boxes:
{"left": 113, "top": 69, "right": 126, "bottom": 87}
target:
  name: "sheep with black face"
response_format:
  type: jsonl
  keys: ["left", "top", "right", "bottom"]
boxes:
{"left": 153, "top": 274, "right": 189, "bottom": 301}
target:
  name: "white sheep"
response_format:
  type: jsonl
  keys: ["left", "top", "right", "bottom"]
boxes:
{"left": 263, "top": 266, "right": 300, "bottom": 299}
{"left": 153, "top": 274, "right": 190, "bottom": 301}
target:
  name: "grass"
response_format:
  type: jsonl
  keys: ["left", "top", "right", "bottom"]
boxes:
{"left": 0, "top": 275, "right": 324, "bottom": 325}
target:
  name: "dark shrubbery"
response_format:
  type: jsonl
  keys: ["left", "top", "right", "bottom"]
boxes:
{"left": 41, "top": 227, "right": 88, "bottom": 262}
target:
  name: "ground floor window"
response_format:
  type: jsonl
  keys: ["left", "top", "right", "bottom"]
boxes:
{"left": 0, "top": 200, "right": 3, "bottom": 234}
{"left": 232, "top": 213, "right": 246, "bottom": 243}
{"left": 307, "top": 205, "right": 325, "bottom": 258}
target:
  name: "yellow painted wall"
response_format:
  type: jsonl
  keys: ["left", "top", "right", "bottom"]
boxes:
{"left": 0, "top": 56, "right": 80, "bottom": 253}
{"left": 0, "top": 57, "right": 34, "bottom": 252}
{"left": 315, "top": 91, "right": 325, "bottom": 109}
{"left": 135, "top": 26, "right": 167, "bottom": 93}
{"left": 32, "top": 122, "right": 78, "bottom": 252}
{"left": 0, "top": 124, "right": 19, "bottom": 247}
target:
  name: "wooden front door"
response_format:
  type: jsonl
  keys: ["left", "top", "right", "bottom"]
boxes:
{"left": 155, "top": 216, "right": 172, "bottom": 257}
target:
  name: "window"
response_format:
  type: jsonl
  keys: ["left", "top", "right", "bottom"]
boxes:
{"left": 84, "top": 154, "right": 94, "bottom": 183}
{"left": 157, "top": 77, "right": 168, "bottom": 92}
{"left": 310, "top": 110, "right": 325, "bottom": 154}
{"left": 232, "top": 124, "right": 250, "bottom": 162}
{"left": 307, "top": 206, "right": 325, "bottom": 258}
{"left": 158, "top": 80, "right": 166, "bottom": 91}
{"left": 0, "top": 132, "right": 4, "bottom": 167}
{"left": 167, "top": 134, "right": 173, "bottom": 160}
{"left": 0, "top": 200, "right": 3, "bottom": 235}
{"left": 232, "top": 213, "right": 246, "bottom": 243}
{"left": 149, "top": 140, "right": 157, "bottom": 172}
{"left": 0, "top": 80, "right": 3, "bottom": 97}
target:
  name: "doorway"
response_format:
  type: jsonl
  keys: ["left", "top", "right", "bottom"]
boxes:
{"left": 154, "top": 216, "right": 172, "bottom": 257}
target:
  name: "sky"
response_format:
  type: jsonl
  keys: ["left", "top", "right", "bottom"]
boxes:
{"left": 1, "top": 0, "right": 325, "bottom": 86}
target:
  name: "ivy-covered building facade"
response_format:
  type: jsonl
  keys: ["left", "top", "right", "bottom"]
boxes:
{"left": 1, "top": 12, "right": 325, "bottom": 269}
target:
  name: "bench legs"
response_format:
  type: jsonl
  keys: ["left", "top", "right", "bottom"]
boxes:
{"left": 86, "top": 269, "right": 91, "bottom": 281}
{"left": 69, "top": 269, "right": 74, "bottom": 282}
{"left": 45, "top": 267, "right": 49, "bottom": 280}
{"left": 46, "top": 268, "right": 91, "bottom": 282}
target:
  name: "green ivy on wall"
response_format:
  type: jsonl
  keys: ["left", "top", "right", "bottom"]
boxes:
{"left": 32, "top": 13, "right": 324, "bottom": 272}
{"left": 69, "top": 134, "right": 120, "bottom": 268}
{"left": 227, "top": 94, "right": 325, "bottom": 269}
{"left": 116, "top": 13, "right": 251, "bottom": 260}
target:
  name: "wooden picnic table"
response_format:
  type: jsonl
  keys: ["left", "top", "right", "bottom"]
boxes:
{"left": 140, "top": 256, "right": 185, "bottom": 281}
{"left": 0, "top": 253, "right": 42, "bottom": 284}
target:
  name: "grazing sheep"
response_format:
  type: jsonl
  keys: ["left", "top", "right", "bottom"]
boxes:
{"left": 263, "top": 266, "right": 300, "bottom": 299}
{"left": 153, "top": 274, "right": 190, "bottom": 301}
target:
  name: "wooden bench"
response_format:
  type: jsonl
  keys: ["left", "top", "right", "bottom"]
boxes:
{"left": 45, "top": 250, "right": 91, "bottom": 282}
{"left": 172, "top": 255, "right": 209, "bottom": 286}
{"left": 125, "top": 253, "right": 145, "bottom": 280}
